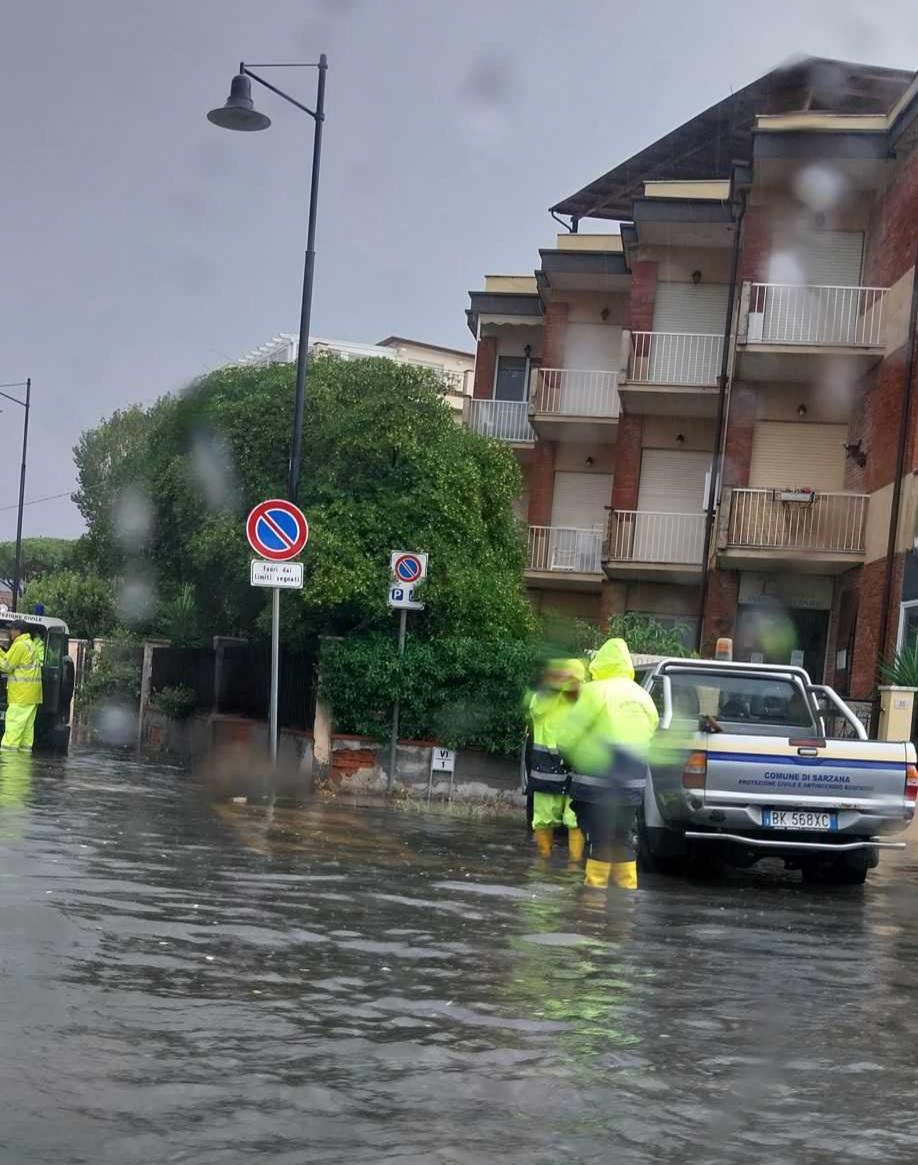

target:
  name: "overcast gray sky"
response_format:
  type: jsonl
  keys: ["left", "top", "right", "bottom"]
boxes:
{"left": 2, "top": 0, "right": 915, "bottom": 540}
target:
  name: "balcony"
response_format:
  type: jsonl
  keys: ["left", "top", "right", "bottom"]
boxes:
{"left": 604, "top": 510, "right": 706, "bottom": 584}
{"left": 620, "top": 332, "right": 723, "bottom": 417}
{"left": 466, "top": 399, "right": 534, "bottom": 445}
{"left": 737, "top": 282, "right": 888, "bottom": 382}
{"left": 530, "top": 368, "right": 620, "bottom": 442}
{"left": 721, "top": 488, "right": 868, "bottom": 573}
{"left": 526, "top": 526, "right": 604, "bottom": 590}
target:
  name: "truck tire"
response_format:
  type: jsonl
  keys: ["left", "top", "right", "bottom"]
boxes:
{"left": 636, "top": 808, "right": 684, "bottom": 876}
{"left": 802, "top": 852, "right": 869, "bottom": 886}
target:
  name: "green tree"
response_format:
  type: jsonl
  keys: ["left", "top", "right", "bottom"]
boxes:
{"left": 23, "top": 570, "right": 116, "bottom": 640}
{"left": 74, "top": 357, "right": 533, "bottom": 645}
{"left": 0, "top": 537, "right": 76, "bottom": 593}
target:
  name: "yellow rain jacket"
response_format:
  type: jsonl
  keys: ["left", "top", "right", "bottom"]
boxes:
{"left": 556, "top": 638, "right": 658, "bottom": 795}
{"left": 524, "top": 659, "right": 586, "bottom": 794}
{"left": 0, "top": 633, "right": 43, "bottom": 705}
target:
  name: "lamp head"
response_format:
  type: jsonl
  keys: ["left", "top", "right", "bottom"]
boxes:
{"left": 207, "top": 74, "right": 271, "bottom": 132}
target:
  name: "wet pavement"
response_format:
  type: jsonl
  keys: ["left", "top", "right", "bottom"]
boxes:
{"left": 2, "top": 749, "right": 918, "bottom": 1164}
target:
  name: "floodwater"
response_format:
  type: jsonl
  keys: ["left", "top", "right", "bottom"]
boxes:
{"left": 2, "top": 750, "right": 918, "bottom": 1164}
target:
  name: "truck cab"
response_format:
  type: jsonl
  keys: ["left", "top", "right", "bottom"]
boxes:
{"left": 0, "top": 612, "right": 75, "bottom": 753}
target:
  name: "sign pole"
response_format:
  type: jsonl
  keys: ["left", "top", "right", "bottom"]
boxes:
{"left": 269, "top": 586, "right": 280, "bottom": 765}
{"left": 387, "top": 607, "right": 408, "bottom": 792}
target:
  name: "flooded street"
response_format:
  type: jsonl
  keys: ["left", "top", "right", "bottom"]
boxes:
{"left": 3, "top": 750, "right": 918, "bottom": 1164}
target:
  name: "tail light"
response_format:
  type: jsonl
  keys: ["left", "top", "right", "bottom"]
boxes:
{"left": 905, "top": 764, "right": 918, "bottom": 803}
{"left": 683, "top": 751, "right": 707, "bottom": 790}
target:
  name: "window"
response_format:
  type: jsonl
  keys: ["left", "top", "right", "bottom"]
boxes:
{"left": 666, "top": 670, "right": 814, "bottom": 731}
{"left": 44, "top": 633, "right": 62, "bottom": 669}
{"left": 898, "top": 600, "right": 918, "bottom": 651}
{"left": 494, "top": 356, "right": 528, "bottom": 402}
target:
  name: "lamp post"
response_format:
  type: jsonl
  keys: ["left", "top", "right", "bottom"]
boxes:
{"left": 207, "top": 57, "right": 327, "bottom": 503}
{"left": 0, "top": 379, "right": 31, "bottom": 612}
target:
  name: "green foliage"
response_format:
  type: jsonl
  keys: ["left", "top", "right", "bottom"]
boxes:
{"left": 78, "top": 643, "right": 143, "bottom": 715}
{"left": 538, "top": 611, "right": 695, "bottom": 658}
{"left": 320, "top": 634, "right": 540, "bottom": 753}
{"left": 153, "top": 684, "right": 198, "bottom": 721}
{"left": 23, "top": 570, "right": 116, "bottom": 641}
{"left": 0, "top": 537, "right": 76, "bottom": 590}
{"left": 72, "top": 357, "right": 533, "bottom": 647}
{"left": 879, "top": 644, "right": 918, "bottom": 688}
{"left": 155, "top": 584, "right": 206, "bottom": 647}
{"left": 605, "top": 613, "right": 695, "bottom": 657}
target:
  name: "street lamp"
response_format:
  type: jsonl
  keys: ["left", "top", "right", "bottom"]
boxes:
{"left": 207, "top": 57, "right": 327, "bottom": 503}
{"left": 0, "top": 379, "right": 31, "bottom": 612}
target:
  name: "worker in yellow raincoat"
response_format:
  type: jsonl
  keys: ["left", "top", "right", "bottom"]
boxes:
{"left": 556, "top": 638, "right": 658, "bottom": 891}
{"left": 524, "top": 658, "right": 587, "bottom": 861}
{"left": 0, "top": 621, "right": 44, "bottom": 752}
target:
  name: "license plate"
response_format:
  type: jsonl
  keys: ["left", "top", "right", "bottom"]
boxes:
{"left": 762, "top": 808, "right": 837, "bottom": 831}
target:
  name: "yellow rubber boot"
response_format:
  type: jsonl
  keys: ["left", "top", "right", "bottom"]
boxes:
{"left": 610, "top": 860, "right": 638, "bottom": 889}
{"left": 584, "top": 858, "right": 612, "bottom": 888}
{"left": 534, "top": 827, "right": 554, "bottom": 858}
{"left": 567, "top": 828, "right": 586, "bottom": 862}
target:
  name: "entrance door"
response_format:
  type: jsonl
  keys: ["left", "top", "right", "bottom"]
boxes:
{"left": 736, "top": 605, "right": 829, "bottom": 681}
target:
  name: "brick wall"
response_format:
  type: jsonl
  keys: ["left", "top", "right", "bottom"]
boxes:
{"left": 701, "top": 569, "right": 739, "bottom": 654}
{"left": 629, "top": 262, "right": 658, "bottom": 332}
{"left": 472, "top": 335, "right": 497, "bottom": 400}
{"left": 849, "top": 554, "right": 904, "bottom": 700}
{"left": 864, "top": 146, "right": 918, "bottom": 289}
{"left": 738, "top": 208, "right": 771, "bottom": 284}
{"left": 611, "top": 415, "right": 643, "bottom": 509}
{"left": 542, "top": 301, "right": 570, "bottom": 369}
{"left": 527, "top": 441, "right": 556, "bottom": 527}
{"left": 862, "top": 351, "right": 908, "bottom": 492}
{"left": 722, "top": 383, "right": 757, "bottom": 487}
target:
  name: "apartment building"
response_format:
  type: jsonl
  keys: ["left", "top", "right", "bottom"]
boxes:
{"left": 466, "top": 56, "right": 918, "bottom": 701}
{"left": 237, "top": 334, "right": 475, "bottom": 417}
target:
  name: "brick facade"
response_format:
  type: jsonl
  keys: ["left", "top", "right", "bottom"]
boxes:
{"left": 864, "top": 147, "right": 918, "bottom": 289}
{"left": 611, "top": 415, "right": 643, "bottom": 509}
{"left": 721, "top": 383, "right": 757, "bottom": 487}
{"left": 849, "top": 554, "right": 905, "bottom": 699}
{"left": 737, "top": 208, "right": 771, "bottom": 283}
{"left": 629, "top": 262, "right": 657, "bottom": 332}
{"left": 527, "top": 441, "right": 556, "bottom": 527}
{"left": 473, "top": 335, "right": 497, "bottom": 399}
{"left": 541, "top": 301, "right": 570, "bottom": 369}
{"left": 701, "top": 570, "right": 740, "bottom": 652}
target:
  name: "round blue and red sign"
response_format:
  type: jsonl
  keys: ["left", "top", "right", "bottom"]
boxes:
{"left": 246, "top": 499, "right": 309, "bottom": 562}
{"left": 394, "top": 553, "right": 423, "bottom": 584}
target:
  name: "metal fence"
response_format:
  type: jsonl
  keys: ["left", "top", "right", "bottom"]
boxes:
{"left": 727, "top": 489, "right": 869, "bottom": 554}
{"left": 747, "top": 283, "right": 887, "bottom": 347}
{"left": 606, "top": 510, "right": 706, "bottom": 565}
{"left": 629, "top": 332, "right": 723, "bottom": 386}
{"left": 527, "top": 526, "right": 603, "bottom": 574}
{"left": 151, "top": 647, "right": 215, "bottom": 708}
{"left": 467, "top": 399, "right": 534, "bottom": 443}
{"left": 534, "top": 369, "right": 620, "bottom": 418}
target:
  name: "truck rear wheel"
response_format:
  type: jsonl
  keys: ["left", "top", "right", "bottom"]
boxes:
{"left": 802, "top": 852, "right": 870, "bottom": 886}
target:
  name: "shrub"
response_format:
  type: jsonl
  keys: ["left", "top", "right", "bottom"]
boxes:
{"left": 152, "top": 684, "right": 198, "bottom": 721}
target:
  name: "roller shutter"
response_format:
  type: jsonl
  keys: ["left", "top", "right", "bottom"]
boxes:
{"left": 748, "top": 422, "right": 846, "bottom": 490}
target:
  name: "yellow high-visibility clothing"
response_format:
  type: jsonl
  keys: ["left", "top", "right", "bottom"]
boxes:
{"left": 0, "top": 634, "right": 43, "bottom": 705}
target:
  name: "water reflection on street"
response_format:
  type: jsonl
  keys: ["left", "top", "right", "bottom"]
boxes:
{"left": 2, "top": 748, "right": 918, "bottom": 1164}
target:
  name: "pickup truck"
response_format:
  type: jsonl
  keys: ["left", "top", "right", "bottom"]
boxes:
{"left": 638, "top": 658, "right": 917, "bottom": 884}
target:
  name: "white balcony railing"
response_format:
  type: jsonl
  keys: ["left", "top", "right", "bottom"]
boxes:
{"left": 629, "top": 332, "right": 723, "bottom": 386}
{"left": 534, "top": 369, "right": 620, "bottom": 418}
{"left": 607, "top": 511, "right": 706, "bottom": 565}
{"left": 747, "top": 283, "right": 887, "bottom": 347}
{"left": 467, "top": 399, "right": 534, "bottom": 443}
{"left": 527, "top": 526, "right": 603, "bottom": 574}
{"left": 727, "top": 489, "right": 868, "bottom": 555}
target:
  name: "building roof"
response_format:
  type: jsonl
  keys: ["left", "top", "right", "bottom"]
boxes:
{"left": 552, "top": 56, "right": 915, "bottom": 222}
{"left": 376, "top": 336, "right": 474, "bottom": 360}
